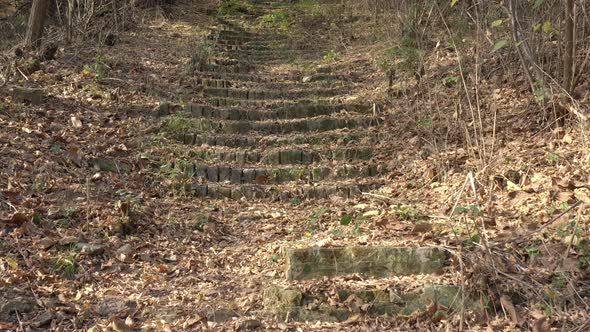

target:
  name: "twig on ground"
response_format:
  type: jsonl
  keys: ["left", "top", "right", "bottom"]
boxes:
{"left": 16, "top": 66, "right": 28, "bottom": 80}
{"left": 1, "top": 198, "right": 17, "bottom": 211}
{"left": 511, "top": 200, "right": 583, "bottom": 245}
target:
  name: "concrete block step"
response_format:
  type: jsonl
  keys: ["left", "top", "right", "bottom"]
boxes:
{"left": 285, "top": 246, "right": 448, "bottom": 280}
{"left": 167, "top": 162, "right": 385, "bottom": 184}
{"left": 263, "top": 284, "right": 465, "bottom": 322}
{"left": 184, "top": 181, "right": 384, "bottom": 200}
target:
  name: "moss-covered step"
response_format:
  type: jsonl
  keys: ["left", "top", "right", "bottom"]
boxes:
{"left": 200, "top": 63, "right": 253, "bottom": 74}
{"left": 183, "top": 146, "right": 373, "bottom": 164}
{"left": 165, "top": 113, "right": 377, "bottom": 135}
{"left": 209, "top": 33, "right": 281, "bottom": 43}
{"left": 214, "top": 38, "right": 282, "bottom": 48}
{"left": 200, "top": 77, "right": 342, "bottom": 91}
{"left": 173, "top": 163, "right": 384, "bottom": 184}
{"left": 263, "top": 284, "right": 465, "bottom": 322}
{"left": 179, "top": 131, "right": 385, "bottom": 148}
{"left": 203, "top": 87, "right": 344, "bottom": 99}
{"left": 285, "top": 247, "right": 448, "bottom": 280}
{"left": 206, "top": 97, "right": 339, "bottom": 108}
{"left": 214, "top": 117, "right": 379, "bottom": 135}
{"left": 216, "top": 50, "right": 295, "bottom": 60}
{"left": 196, "top": 71, "right": 300, "bottom": 83}
{"left": 185, "top": 181, "right": 383, "bottom": 200}
{"left": 184, "top": 104, "right": 371, "bottom": 121}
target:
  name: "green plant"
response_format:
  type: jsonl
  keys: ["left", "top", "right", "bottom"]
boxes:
{"left": 533, "top": 80, "right": 548, "bottom": 102}
{"left": 218, "top": 0, "right": 251, "bottom": 16}
{"left": 377, "top": 43, "right": 420, "bottom": 81}
{"left": 162, "top": 112, "right": 212, "bottom": 134}
{"left": 257, "top": 10, "right": 290, "bottom": 31}
{"left": 526, "top": 245, "right": 540, "bottom": 258}
{"left": 546, "top": 152, "right": 560, "bottom": 164}
{"left": 453, "top": 205, "right": 483, "bottom": 217}
{"left": 340, "top": 214, "right": 352, "bottom": 226}
{"left": 54, "top": 255, "right": 77, "bottom": 279}
{"left": 535, "top": 302, "right": 553, "bottom": 316}
{"left": 82, "top": 55, "right": 109, "bottom": 79}
{"left": 322, "top": 50, "right": 341, "bottom": 62}
{"left": 550, "top": 273, "right": 567, "bottom": 289}
{"left": 442, "top": 74, "right": 460, "bottom": 86}
{"left": 396, "top": 205, "right": 428, "bottom": 221}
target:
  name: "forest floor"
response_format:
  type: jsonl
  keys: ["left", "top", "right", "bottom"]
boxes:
{"left": 1, "top": 0, "right": 590, "bottom": 331}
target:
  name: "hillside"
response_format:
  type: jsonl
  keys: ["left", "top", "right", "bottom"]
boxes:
{"left": 1, "top": 0, "right": 589, "bottom": 331}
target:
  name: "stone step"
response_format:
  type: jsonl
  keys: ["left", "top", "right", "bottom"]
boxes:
{"left": 208, "top": 31, "right": 283, "bottom": 43}
{"left": 184, "top": 181, "right": 384, "bottom": 200}
{"left": 194, "top": 71, "right": 299, "bottom": 83}
{"left": 178, "top": 130, "right": 385, "bottom": 148}
{"left": 216, "top": 49, "right": 297, "bottom": 58}
{"left": 206, "top": 97, "right": 339, "bottom": 108}
{"left": 214, "top": 38, "right": 283, "bottom": 47}
{"left": 178, "top": 146, "right": 374, "bottom": 165}
{"left": 172, "top": 116, "right": 380, "bottom": 135}
{"left": 263, "top": 284, "right": 464, "bottom": 322}
{"left": 203, "top": 87, "right": 344, "bottom": 99}
{"left": 185, "top": 103, "right": 371, "bottom": 121}
{"left": 214, "top": 43, "right": 288, "bottom": 52}
{"left": 200, "top": 63, "right": 253, "bottom": 74}
{"left": 199, "top": 77, "right": 343, "bottom": 90}
{"left": 285, "top": 247, "right": 448, "bottom": 280}
{"left": 169, "top": 162, "right": 385, "bottom": 184}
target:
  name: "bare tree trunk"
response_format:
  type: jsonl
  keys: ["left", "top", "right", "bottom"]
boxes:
{"left": 563, "top": 0, "right": 575, "bottom": 93}
{"left": 25, "top": 0, "right": 49, "bottom": 49}
{"left": 66, "top": 0, "right": 74, "bottom": 44}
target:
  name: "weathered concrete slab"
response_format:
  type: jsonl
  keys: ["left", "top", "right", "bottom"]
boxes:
{"left": 285, "top": 246, "right": 447, "bottom": 280}
{"left": 263, "top": 284, "right": 465, "bottom": 322}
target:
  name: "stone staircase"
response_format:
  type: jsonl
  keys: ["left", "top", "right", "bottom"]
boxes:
{"left": 167, "top": 2, "right": 390, "bottom": 201}
{"left": 172, "top": 0, "right": 466, "bottom": 324}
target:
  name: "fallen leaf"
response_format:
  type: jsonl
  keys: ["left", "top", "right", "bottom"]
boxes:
{"left": 500, "top": 294, "right": 519, "bottom": 326}
{"left": 343, "top": 313, "right": 362, "bottom": 324}
{"left": 1, "top": 212, "right": 29, "bottom": 226}
{"left": 411, "top": 222, "right": 433, "bottom": 234}
{"left": 362, "top": 210, "right": 380, "bottom": 217}
{"left": 111, "top": 317, "right": 136, "bottom": 332}
{"left": 532, "top": 317, "right": 550, "bottom": 332}
{"left": 70, "top": 116, "right": 82, "bottom": 128}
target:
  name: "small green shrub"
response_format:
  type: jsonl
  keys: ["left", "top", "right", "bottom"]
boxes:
{"left": 395, "top": 205, "right": 428, "bottom": 221}
{"left": 378, "top": 46, "right": 420, "bottom": 75}
{"left": 54, "top": 255, "right": 77, "bottom": 279}
{"left": 162, "top": 112, "right": 212, "bottom": 134}
{"left": 82, "top": 55, "right": 109, "bottom": 79}
{"left": 322, "top": 50, "right": 341, "bottom": 62}
{"left": 257, "top": 10, "right": 290, "bottom": 31}
{"left": 218, "top": 0, "right": 251, "bottom": 16}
